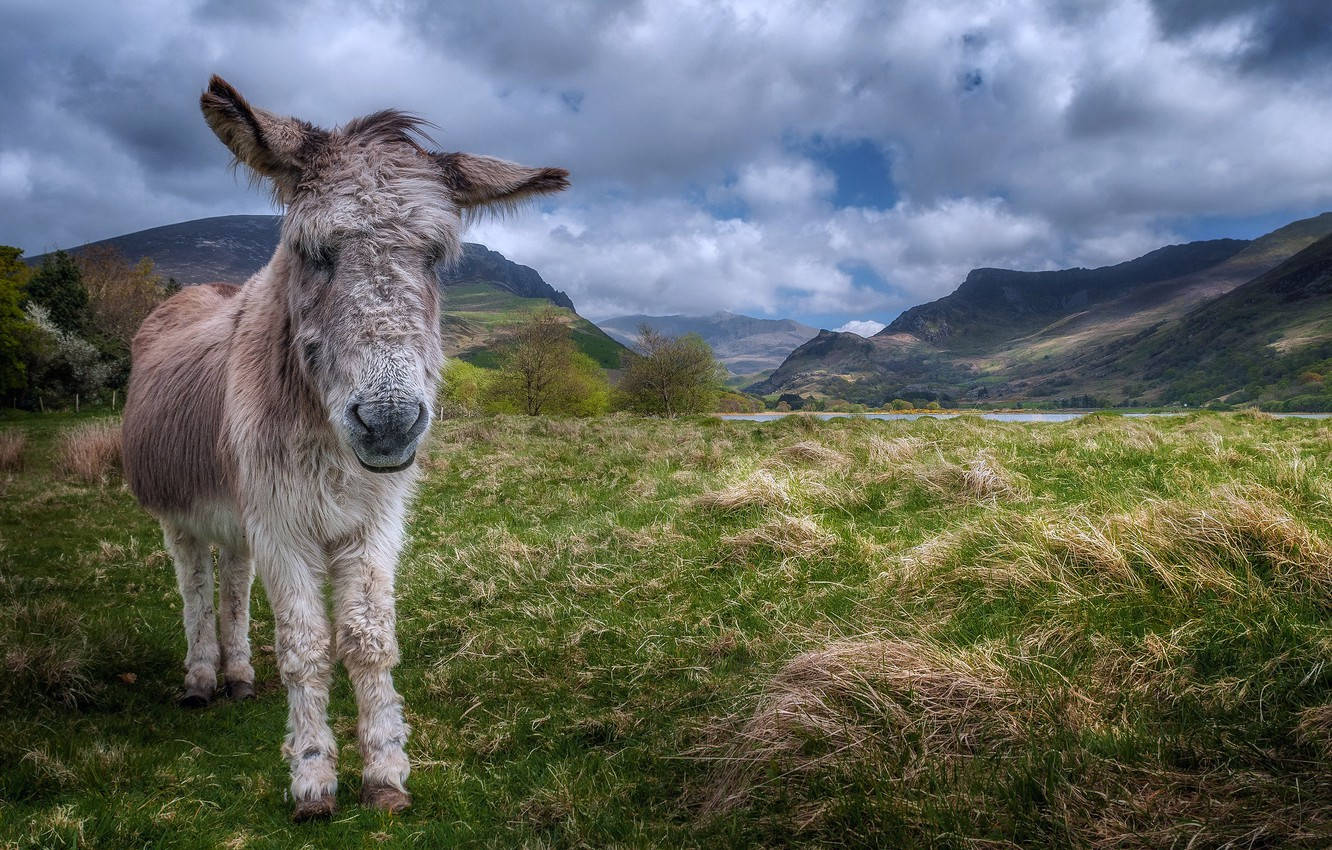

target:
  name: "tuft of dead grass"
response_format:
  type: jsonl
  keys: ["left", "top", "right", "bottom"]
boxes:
{"left": 1296, "top": 702, "right": 1332, "bottom": 759}
{"left": 865, "top": 434, "right": 927, "bottom": 465}
{"left": 773, "top": 441, "right": 848, "bottom": 468}
{"left": 693, "top": 469, "right": 791, "bottom": 513}
{"left": 721, "top": 513, "right": 838, "bottom": 559}
{"left": 0, "top": 429, "right": 25, "bottom": 472}
{"left": 696, "top": 638, "right": 1029, "bottom": 814}
{"left": 56, "top": 422, "right": 122, "bottom": 485}
{"left": 912, "top": 450, "right": 1027, "bottom": 505}
{"left": 898, "top": 483, "right": 1332, "bottom": 600}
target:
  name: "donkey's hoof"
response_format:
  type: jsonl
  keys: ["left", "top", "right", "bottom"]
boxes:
{"left": 361, "top": 783, "right": 411, "bottom": 814}
{"left": 226, "top": 681, "right": 255, "bottom": 701}
{"left": 291, "top": 794, "right": 336, "bottom": 822}
{"left": 178, "top": 687, "right": 213, "bottom": 709}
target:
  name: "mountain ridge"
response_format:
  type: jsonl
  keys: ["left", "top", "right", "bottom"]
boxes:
{"left": 28, "top": 214, "right": 578, "bottom": 311}
{"left": 754, "top": 212, "right": 1332, "bottom": 407}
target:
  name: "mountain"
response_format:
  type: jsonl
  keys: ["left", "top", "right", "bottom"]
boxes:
{"left": 32, "top": 215, "right": 623, "bottom": 368}
{"left": 754, "top": 212, "right": 1332, "bottom": 406}
{"left": 597, "top": 312, "right": 817, "bottom": 379}
{"left": 1086, "top": 232, "right": 1332, "bottom": 408}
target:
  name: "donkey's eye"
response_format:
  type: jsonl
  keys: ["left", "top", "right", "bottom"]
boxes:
{"left": 309, "top": 245, "right": 338, "bottom": 272}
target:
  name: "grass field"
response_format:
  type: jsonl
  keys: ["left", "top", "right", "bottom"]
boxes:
{"left": 3, "top": 411, "right": 1332, "bottom": 847}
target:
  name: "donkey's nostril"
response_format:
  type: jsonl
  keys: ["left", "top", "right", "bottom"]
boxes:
{"left": 350, "top": 403, "right": 370, "bottom": 432}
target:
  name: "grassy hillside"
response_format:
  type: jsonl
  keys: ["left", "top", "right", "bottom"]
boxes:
{"left": 5, "top": 412, "right": 1332, "bottom": 846}
{"left": 444, "top": 282, "right": 626, "bottom": 369}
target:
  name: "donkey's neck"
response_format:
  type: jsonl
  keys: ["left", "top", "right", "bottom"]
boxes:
{"left": 237, "top": 243, "right": 328, "bottom": 432}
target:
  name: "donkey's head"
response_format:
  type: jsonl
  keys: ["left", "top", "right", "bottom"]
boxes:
{"left": 200, "top": 76, "right": 568, "bottom": 472}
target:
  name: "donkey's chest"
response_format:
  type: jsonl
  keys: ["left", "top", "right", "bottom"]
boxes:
{"left": 259, "top": 456, "right": 388, "bottom": 541}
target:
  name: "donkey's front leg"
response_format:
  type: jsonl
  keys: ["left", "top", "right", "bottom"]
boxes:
{"left": 330, "top": 525, "right": 411, "bottom": 813}
{"left": 254, "top": 533, "right": 338, "bottom": 821}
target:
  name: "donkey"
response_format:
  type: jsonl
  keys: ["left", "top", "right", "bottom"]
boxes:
{"left": 121, "top": 76, "right": 568, "bottom": 820}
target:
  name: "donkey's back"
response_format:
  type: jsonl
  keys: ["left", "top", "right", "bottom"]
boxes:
{"left": 122, "top": 282, "right": 241, "bottom": 519}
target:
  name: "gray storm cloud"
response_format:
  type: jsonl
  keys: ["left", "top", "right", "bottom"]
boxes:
{"left": 1, "top": 0, "right": 1329, "bottom": 326}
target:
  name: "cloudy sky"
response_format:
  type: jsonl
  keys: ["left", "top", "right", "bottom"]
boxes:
{"left": 2, "top": 0, "right": 1330, "bottom": 332}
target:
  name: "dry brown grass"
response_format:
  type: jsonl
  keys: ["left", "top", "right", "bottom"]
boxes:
{"left": 56, "top": 423, "right": 122, "bottom": 484}
{"left": 720, "top": 513, "right": 838, "bottom": 559}
{"left": 1055, "top": 762, "right": 1332, "bottom": 849}
{"left": 693, "top": 469, "right": 791, "bottom": 513}
{"left": 1297, "top": 702, "right": 1332, "bottom": 759}
{"left": 0, "top": 429, "right": 25, "bottom": 472}
{"left": 910, "top": 450, "right": 1027, "bottom": 505}
{"left": 897, "top": 483, "right": 1332, "bottom": 600}
{"left": 773, "top": 441, "right": 848, "bottom": 467}
{"left": 696, "top": 638, "right": 1030, "bottom": 814}
{"left": 864, "top": 434, "right": 927, "bottom": 465}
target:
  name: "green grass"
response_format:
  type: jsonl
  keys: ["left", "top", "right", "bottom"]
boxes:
{"left": 3, "top": 412, "right": 1332, "bottom": 847}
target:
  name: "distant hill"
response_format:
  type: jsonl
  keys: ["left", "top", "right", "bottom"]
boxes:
{"left": 754, "top": 212, "right": 1332, "bottom": 407}
{"left": 598, "top": 312, "right": 817, "bottom": 379}
{"left": 31, "top": 214, "right": 623, "bottom": 368}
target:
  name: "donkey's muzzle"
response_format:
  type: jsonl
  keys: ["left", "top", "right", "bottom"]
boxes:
{"left": 347, "top": 400, "right": 429, "bottom": 471}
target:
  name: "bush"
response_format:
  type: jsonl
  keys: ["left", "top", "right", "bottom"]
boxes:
{"left": 23, "top": 304, "right": 113, "bottom": 407}
{"left": 438, "top": 359, "right": 495, "bottom": 418}
{"left": 890, "top": 398, "right": 913, "bottom": 411}
{"left": 56, "top": 422, "right": 121, "bottom": 484}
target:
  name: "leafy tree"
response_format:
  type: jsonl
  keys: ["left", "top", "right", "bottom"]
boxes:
{"left": 485, "top": 310, "right": 610, "bottom": 416}
{"left": 76, "top": 245, "right": 173, "bottom": 388}
{"left": 616, "top": 326, "right": 725, "bottom": 417}
{"left": 889, "top": 398, "right": 913, "bottom": 411}
{"left": 0, "top": 247, "right": 33, "bottom": 393}
{"left": 77, "top": 245, "right": 170, "bottom": 355}
{"left": 25, "top": 250, "right": 88, "bottom": 335}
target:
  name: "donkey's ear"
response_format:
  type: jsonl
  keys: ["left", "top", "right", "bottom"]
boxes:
{"left": 200, "top": 75, "right": 325, "bottom": 201}
{"left": 434, "top": 153, "right": 569, "bottom": 210}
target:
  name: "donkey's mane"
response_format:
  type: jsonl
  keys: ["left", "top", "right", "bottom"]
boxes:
{"left": 340, "top": 109, "right": 437, "bottom": 150}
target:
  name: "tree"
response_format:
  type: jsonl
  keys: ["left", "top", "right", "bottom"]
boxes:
{"left": 616, "top": 326, "right": 725, "bottom": 416}
{"left": 77, "top": 245, "right": 170, "bottom": 357}
{"left": 25, "top": 250, "right": 88, "bottom": 335}
{"left": 485, "top": 310, "right": 610, "bottom": 416}
{"left": 22, "top": 303, "right": 112, "bottom": 404}
{"left": 0, "top": 247, "right": 33, "bottom": 393}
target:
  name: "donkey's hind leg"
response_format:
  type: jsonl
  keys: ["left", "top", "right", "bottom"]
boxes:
{"left": 218, "top": 545, "right": 256, "bottom": 700}
{"left": 162, "top": 523, "right": 219, "bottom": 707}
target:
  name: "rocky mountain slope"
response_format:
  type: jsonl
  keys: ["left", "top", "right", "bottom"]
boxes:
{"left": 754, "top": 212, "right": 1332, "bottom": 407}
